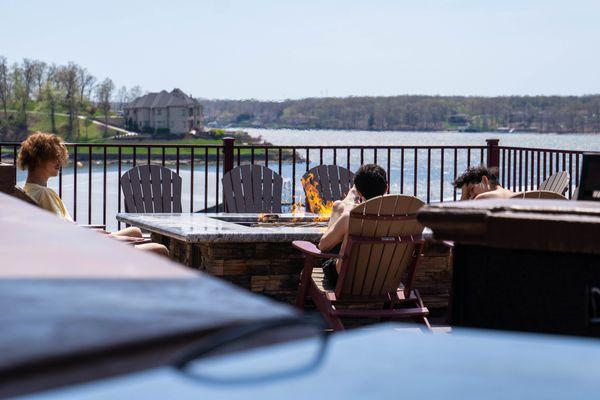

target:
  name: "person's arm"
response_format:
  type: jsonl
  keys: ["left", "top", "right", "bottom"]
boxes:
{"left": 319, "top": 212, "right": 349, "bottom": 252}
{"left": 327, "top": 200, "right": 344, "bottom": 227}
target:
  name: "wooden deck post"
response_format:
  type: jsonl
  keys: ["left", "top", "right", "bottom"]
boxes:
{"left": 486, "top": 138, "right": 500, "bottom": 170}
{"left": 223, "top": 137, "right": 235, "bottom": 175}
{"left": 0, "top": 163, "right": 16, "bottom": 195}
{"left": 222, "top": 137, "right": 235, "bottom": 211}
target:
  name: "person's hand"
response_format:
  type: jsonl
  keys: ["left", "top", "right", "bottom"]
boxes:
{"left": 354, "top": 194, "right": 365, "bottom": 204}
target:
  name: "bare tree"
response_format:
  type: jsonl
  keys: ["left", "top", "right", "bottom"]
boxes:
{"left": 96, "top": 78, "right": 114, "bottom": 137}
{"left": 116, "top": 85, "right": 128, "bottom": 112}
{"left": 128, "top": 85, "right": 142, "bottom": 101}
{"left": 77, "top": 67, "right": 96, "bottom": 110}
{"left": 57, "top": 63, "right": 79, "bottom": 139}
{"left": 33, "top": 61, "right": 47, "bottom": 100}
{"left": 0, "top": 56, "right": 10, "bottom": 118}
{"left": 41, "top": 65, "right": 62, "bottom": 134}
{"left": 12, "top": 58, "right": 38, "bottom": 128}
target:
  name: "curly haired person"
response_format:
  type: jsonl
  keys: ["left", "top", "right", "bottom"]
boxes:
{"left": 18, "top": 132, "right": 168, "bottom": 256}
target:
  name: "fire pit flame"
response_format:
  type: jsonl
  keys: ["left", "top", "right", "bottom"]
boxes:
{"left": 301, "top": 173, "right": 333, "bottom": 222}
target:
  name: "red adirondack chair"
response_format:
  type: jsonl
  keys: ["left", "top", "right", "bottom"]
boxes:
{"left": 222, "top": 165, "right": 283, "bottom": 213}
{"left": 293, "top": 194, "right": 430, "bottom": 331}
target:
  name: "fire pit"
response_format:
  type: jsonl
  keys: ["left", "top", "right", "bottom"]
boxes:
{"left": 211, "top": 213, "right": 329, "bottom": 228}
{"left": 116, "top": 212, "right": 328, "bottom": 303}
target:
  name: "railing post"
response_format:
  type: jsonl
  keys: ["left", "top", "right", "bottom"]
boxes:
{"left": 222, "top": 137, "right": 235, "bottom": 212}
{"left": 486, "top": 138, "right": 500, "bottom": 170}
{"left": 223, "top": 137, "right": 235, "bottom": 175}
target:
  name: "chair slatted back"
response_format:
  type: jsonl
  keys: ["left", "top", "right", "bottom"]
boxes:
{"left": 336, "top": 195, "right": 425, "bottom": 299}
{"left": 222, "top": 165, "right": 283, "bottom": 213}
{"left": 539, "top": 171, "right": 570, "bottom": 195}
{"left": 302, "top": 165, "right": 355, "bottom": 212}
{"left": 510, "top": 190, "right": 567, "bottom": 200}
{"left": 120, "top": 165, "right": 182, "bottom": 213}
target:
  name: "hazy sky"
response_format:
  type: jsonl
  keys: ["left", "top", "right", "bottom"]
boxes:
{"left": 2, "top": 0, "right": 599, "bottom": 100}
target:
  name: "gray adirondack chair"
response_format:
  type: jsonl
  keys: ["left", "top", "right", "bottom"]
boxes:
{"left": 221, "top": 165, "right": 283, "bottom": 213}
{"left": 301, "top": 165, "right": 355, "bottom": 213}
{"left": 120, "top": 165, "right": 182, "bottom": 213}
{"left": 539, "top": 171, "right": 570, "bottom": 195}
{"left": 294, "top": 194, "right": 430, "bottom": 331}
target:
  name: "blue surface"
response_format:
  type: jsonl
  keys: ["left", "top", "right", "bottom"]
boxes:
{"left": 33, "top": 324, "right": 600, "bottom": 399}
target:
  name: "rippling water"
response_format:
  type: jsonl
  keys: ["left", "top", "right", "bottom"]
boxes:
{"left": 16, "top": 129, "right": 599, "bottom": 231}
{"left": 244, "top": 128, "right": 600, "bottom": 150}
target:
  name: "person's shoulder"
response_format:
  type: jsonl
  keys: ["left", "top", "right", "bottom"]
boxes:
{"left": 24, "top": 183, "right": 59, "bottom": 204}
{"left": 474, "top": 191, "right": 499, "bottom": 200}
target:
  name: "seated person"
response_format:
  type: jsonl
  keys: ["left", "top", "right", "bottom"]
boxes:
{"left": 455, "top": 165, "right": 513, "bottom": 200}
{"left": 318, "top": 164, "right": 388, "bottom": 289}
{"left": 17, "top": 132, "right": 168, "bottom": 256}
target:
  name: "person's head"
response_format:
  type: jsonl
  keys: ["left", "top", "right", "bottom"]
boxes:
{"left": 353, "top": 164, "right": 387, "bottom": 200}
{"left": 17, "top": 132, "right": 68, "bottom": 178}
{"left": 454, "top": 165, "right": 499, "bottom": 200}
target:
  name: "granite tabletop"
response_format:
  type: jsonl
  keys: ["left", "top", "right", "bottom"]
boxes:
{"left": 116, "top": 213, "right": 328, "bottom": 243}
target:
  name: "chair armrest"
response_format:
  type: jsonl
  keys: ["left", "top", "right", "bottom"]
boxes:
{"left": 441, "top": 240, "right": 454, "bottom": 248}
{"left": 79, "top": 224, "right": 107, "bottom": 230}
{"left": 292, "top": 241, "right": 340, "bottom": 259}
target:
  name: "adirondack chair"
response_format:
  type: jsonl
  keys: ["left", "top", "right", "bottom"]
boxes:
{"left": 510, "top": 190, "right": 567, "bottom": 200}
{"left": 539, "top": 171, "right": 570, "bottom": 195}
{"left": 12, "top": 186, "right": 38, "bottom": 206}
{"left": 120, "top": 165, "right": 183, "bottom": 213}
{"left": 293, "top": 194, "right": 430, "bottom": 331}
{"left": 11, "top": 186, "right": 108, "bottom": 230}
{"left": 301, "top": 165, "right": 355, "bottom": 213}
{"left": 221, "top": 165, "right": 283, "bottom": 213}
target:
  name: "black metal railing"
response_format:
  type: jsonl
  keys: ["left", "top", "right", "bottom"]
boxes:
{"left": 0, "top": 138, "right": 584, "bottom": 231}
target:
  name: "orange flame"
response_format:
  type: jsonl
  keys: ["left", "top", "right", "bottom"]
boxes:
{"left": 301, "top": 173, "right": 333, "bottom": 222}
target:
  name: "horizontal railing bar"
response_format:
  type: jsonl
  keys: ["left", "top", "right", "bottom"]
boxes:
{"left": 498, "top": 146, "right": 584, "bottom": 155}
{"left": 234, "top": 145, "right": 488, "bottom": 150}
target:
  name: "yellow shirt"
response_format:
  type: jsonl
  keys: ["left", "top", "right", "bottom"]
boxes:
{"left": 23, "top": 183, "right": 73, "bottom": 222}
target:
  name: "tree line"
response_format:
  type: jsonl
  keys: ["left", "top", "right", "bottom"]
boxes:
{"left": 0, "top": 56, "right": 143, "bottom": 141}
{"left": 200, "top": 95, "right": 600, "bottom": 133}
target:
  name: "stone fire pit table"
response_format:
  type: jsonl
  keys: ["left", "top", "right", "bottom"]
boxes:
{"left": 117, "top": 213, "right": 325, "bottom": 303}
{"left": 117, "top": 212, "right": 452, "bottom": 310}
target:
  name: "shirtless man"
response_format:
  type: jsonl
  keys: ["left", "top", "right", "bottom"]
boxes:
{"left": 318, "top": 164, "right": 388, "bottom": 289}
{"left": 455, "top": 165, "right": 513, "bottom": 200}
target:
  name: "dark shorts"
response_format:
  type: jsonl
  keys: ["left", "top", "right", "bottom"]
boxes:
{"left": 321, "top": 244, "right": 341, "bottom": 290}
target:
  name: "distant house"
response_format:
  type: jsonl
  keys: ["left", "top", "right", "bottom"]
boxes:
{"left": 448, "top": 114, "right": 470, "bottom": 125}
{"left": 124, "top": 88, "right": 203, "bottom": 134}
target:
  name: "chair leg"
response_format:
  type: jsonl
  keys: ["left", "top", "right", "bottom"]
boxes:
{"left": 327, "top": 313, "right": 345, "bottom": 331}
{"left": 295, "top": 255, "right": 315, "bottom": 309}
{"left": 421, "top": 316, "right": 432, "bottom": 331}
{"left": 308, "top": 282, "right": 345, "bottom": 331}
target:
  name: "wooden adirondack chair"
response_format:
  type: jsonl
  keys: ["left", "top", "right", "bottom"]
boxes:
{"left": 539, "top": 171, "right": 570, "bottom": 195}
{"left": 120, "top": 165, "right": 183, "bottom": 213}
{"left": 510, "top": 190, "right": 567, "bottom": 200}
{"left": 11, "top": 186, "right": 108, "bottom": 231}
{"left": 293, "top": 194, "right": 430, "bottom": 331}
{"left": 222, "top": 165, "right": 283, "bottom": 213}
{"left": 11, "top": 186, "right": 39, "bottom": 206}
{"left": 301, "top": 165, "right": 355, "bottom": 212}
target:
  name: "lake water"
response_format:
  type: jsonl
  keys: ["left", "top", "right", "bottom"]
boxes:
{"left": 15, "top": 129, "right": 600, "bottom": 231}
